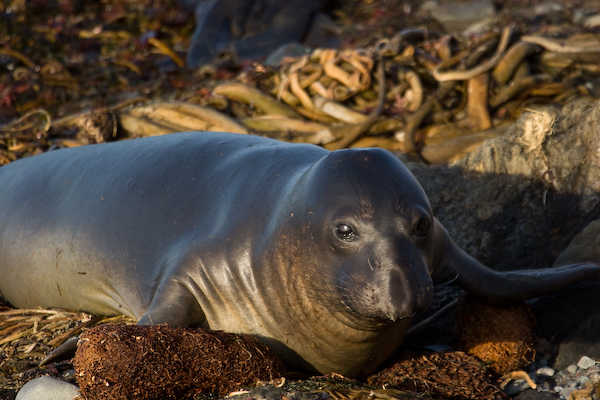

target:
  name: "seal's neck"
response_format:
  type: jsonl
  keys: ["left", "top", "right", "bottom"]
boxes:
{"left": 258, "top": 238, "right": 408, "bottom": 377}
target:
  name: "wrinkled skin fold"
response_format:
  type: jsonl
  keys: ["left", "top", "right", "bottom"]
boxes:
{"left": 0, "top": 132, "right": 598, "bottom": 377}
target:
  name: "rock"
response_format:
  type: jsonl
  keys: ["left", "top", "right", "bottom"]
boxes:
{"left": 227, "top": 386, "right": 324, "bottom": 400}
{"left": 405, "top": 98, "right": 600, "bottom": 396}
{"left": 537, "top": 367, "right": 556, "bottom": 377}
{"left": 509, "top": 1, "right": 568, "bottom": 25}
{"left": 578, "top": 375, "right": 591, "bottom": 385}
{"left": 577, "top": 356, "right": 596, "bottom": 370}
{"left": 554, "top": 315, "right": 600, "bottom": 371}
{"left": 559, "top": 387, "right": 578, "bottom": 399}
{"left": 411, "top": 100, "right": 600, "bottom": 273}
{"left": 567, "top": 365, "right": 579, "bottom": 374}
{"left": 583, "top": 14, "right": 600, "bottom": 28}
{"left": 586, "top": 365, "right": 600, "bottom": 379}
{"left": 554, "top": 219, "right": 600, "bottom": 266}
{"left": 15, "top": 376, "right": 80, "bottom": 400}
{"left": 513, "top": 388, "right": 558, "bottom": 399}
{"left": 532, "top": 2, "right": 563, "bottom": 15}
{"left": 503, "top": 378, "right": 536, "bottom": 397}
{"left": 428, "top": 0, "right": 496, "bottom": 34}
{"left": 555, "top": 370, "right": 572, "bottom": 386}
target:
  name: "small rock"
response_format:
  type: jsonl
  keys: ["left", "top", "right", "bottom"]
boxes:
{"left": 15, "top": 376, "right": 80, "bottom": 400}
{"left": 537, "top": 367, "right": 556, "bottom": 377}
{"left": 420, "top": 0, "right": 437, "bottom": 12}
{"left": 428, "top": 0, "right": 496, "bottom": 34}
{"left": 559, "top": 387, "right": 578, "bottom": 400}
{"left": 578, "top": 375, "right": 590, "bottom": 386}
{"left": 588, "top": 365, "right": 600, "bottom": 373}
{"left": 583, "top": 14, "right": 600, "bottom": 28}
{"left": 533, "top": 2, "right": 564, "bottom": 15}
{"left": 513, "top": 389, "right": 559, "bottom": 399}
{"left": 554, "top": 220, "right": 600, "bottom": 265}
{"left": 588, "top": 371, "right": 600, "bottom": 383}
{"left": 553, "top": 314, "right": 600, "bottom": 371}
{"left": 555, "top": 370, "right": 573, "bottom": 387}
{"left": 227, "top": 386, "right": 324, "bottom": 400}
{"left": 567, "top": 365, "right": 579, "bottom": 374}
{"left": 577, "top": 356, "right": 596, "bottom": 370}
{"left": 503, "top": 377, "right": 536, "bottom": 397}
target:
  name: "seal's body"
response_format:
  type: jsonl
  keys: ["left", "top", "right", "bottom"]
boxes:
{"left": 0, "top": 132, "right": 598, "bottom": 377}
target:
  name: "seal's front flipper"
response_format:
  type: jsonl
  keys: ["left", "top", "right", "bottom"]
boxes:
{"left": 138, "top": 279, "right": 206, "bottom": 327}
{"left": 39, "top": 336, "right": 79, "bottom": 367}
{"left": 432, "top": 220, "right": 600, "bottom": 304}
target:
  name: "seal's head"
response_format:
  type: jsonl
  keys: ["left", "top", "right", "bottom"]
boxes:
{"left": 285, "top": 148, "right": 435, "bottom": 330}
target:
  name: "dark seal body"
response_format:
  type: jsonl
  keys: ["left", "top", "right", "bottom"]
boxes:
{"left": 0, "top": 132, "right": 598, "bottom": 377}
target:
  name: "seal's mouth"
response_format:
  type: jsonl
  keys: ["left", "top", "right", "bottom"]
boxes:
{"left": 329, "top": 288, "right": 419, "bottom": 331}
{"left": 340, "top": 296, "right": 415, "bottom": 324}
{"left": 331, "top": 269, "right": 433, "bottom": 330}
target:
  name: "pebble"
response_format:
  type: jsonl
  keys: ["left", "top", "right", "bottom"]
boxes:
{"left": 558, "top": 387, "right": 577, "bottom": 400}
{"left": 578, "top": 375, "right": 590, "bottom": 385}
{"left": 586, "top": 365, "right": 600, "bottom": 383}
{"left": 509, "top": 355, "right": 600, "bottom": 399}
{"left": 15, "top": 376, "right": 80, "bottom": 400}
{"left": 537, "top": 367, "right": 555, "bottom": 377}
{"left": 583, "top": 14, "right": 600, "bottom": 28}
{"left": 532, "top": 2, "right": 563, "bottom": 15}
{"left": 504, "top": 377, "right": 537, "bottom": 398}
{"left": 555, "top": 370, "right": 572, "bottom": 386}
{"left": 577, "top": 356, "right": 596, "bottom": 370}
{"left": 426, "top": 0, "right": 496, "bottom": 34}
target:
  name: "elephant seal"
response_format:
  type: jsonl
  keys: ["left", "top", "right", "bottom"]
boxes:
{"left": 0, "top": 132, "right": 598, "bottom": 378}
{"left": 180, "top": 0, "right": 325, "bottom": 68}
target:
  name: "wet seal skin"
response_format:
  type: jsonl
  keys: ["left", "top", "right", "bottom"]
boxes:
{"left": 181, "top": 0, "right": 323, "bottom": 67}
{"left": 0, "top": 132, "right": 598, "bottom": 378}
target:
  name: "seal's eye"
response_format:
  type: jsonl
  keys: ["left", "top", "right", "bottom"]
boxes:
{"left": 336, "top": 224, "right": 356, "bottom": 240}
{"left": 414, "top": 217, "right": 430, "bottom": 237}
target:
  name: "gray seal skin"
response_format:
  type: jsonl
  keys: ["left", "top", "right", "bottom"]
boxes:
{"left": 182, "top": 0, "right": 323, "bottom": 67}
{"left": 0, "top": 132, "right": 599, "bottom": 378}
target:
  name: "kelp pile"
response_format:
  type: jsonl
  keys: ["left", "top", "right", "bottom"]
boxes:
{"left": 3, "top": 24, "right": 600, "bottom": 164}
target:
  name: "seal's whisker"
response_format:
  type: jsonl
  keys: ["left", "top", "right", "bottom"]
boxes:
{"left": 432, "top": 271, "right": 459, "bottom": 286}
{"left": 429, "top": 274, "right": 460, "bottom": 310}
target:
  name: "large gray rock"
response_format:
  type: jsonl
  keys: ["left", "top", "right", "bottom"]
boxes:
{"left": 408, "top": 99, "right": 600, "bottom": 273}
{"left": 405, "top": 97, "right": 600, "bottom": 369}
{"left": 15, "top": 376, "right": 80, "bottom": 400}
